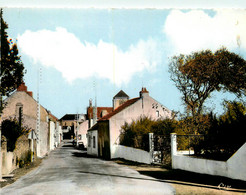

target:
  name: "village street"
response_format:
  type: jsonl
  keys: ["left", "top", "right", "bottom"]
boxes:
{"left": 0, "top": 141, "right": 175, "bottom": 195}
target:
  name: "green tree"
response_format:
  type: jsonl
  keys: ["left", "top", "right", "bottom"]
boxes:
{"left": 0, "top": 9, "right": 25, "bottom": 112}
{"left": 1, "top": 119, "right": 26, "bottom": 151}
{"left": 120, "top": 117, "right": 155, "bottom": 151}
{"left": 194, "top": 101, "right": 246, "bottom": 160}
{"left": 169, "top": 48, "right": 246, "bottom": 118}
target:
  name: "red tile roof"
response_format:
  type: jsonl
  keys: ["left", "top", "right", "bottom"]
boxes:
{"left": 49, "top": 113, "right": 58, "bottom": 121}
{"left": 87, "top": 107, "right": 113, "bottom": 119}
{"left": 99, "top": 97, "right": 140, "bottom": 121}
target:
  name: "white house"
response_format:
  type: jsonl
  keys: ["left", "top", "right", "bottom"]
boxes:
{"left": 87, "top": 88, "right": 172, "bottom": 159}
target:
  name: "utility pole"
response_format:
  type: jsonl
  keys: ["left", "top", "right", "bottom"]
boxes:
{"left": 76, "top": 112, "right": 79, "bottom": 147}
{"left": 93, "top": 81, "right": 97, "bottom": 126}
{"left": 0, "top": 8, "right": 3, "bottom": 181}
{"left": 36, "top": 67, "right": 41, "bottom": 157}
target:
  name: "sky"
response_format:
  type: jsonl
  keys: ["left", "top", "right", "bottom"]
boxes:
{"left": 2, "top": 3, "right": 246, "bottom": 119}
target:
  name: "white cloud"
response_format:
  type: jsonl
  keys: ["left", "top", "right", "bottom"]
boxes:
{"left": 163, "top": 9, "right": 246, "bottom": 54}
{"left": 17, "top": 27, "right": 160, "bottom": 86}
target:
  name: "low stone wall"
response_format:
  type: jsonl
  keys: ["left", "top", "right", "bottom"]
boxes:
{"left": 171, "top": 133, "right": 246, "bottom": 181}
{"left": 112, "top": 145, "right": 152, "bottom": 164}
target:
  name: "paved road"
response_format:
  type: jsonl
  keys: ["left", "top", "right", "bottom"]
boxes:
{"left": 0, "top": 141, "right": 175, "bottom": 195}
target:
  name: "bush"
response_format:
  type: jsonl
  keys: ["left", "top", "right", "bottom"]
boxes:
{"left": 1, "top": 119, "right": 25, "bottom": 151}
{"left": 193, "top": 101, "right": 246, "bottom": 160}
{"left": 120, "top": 117, "right": 178, "bottom": 151}
{"left": 17, "top": 150, "right": 32, "bottom": 168}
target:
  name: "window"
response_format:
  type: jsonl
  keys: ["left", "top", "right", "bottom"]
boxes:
{"left": 156, "top": 110, "right": 159, "bottom": 117}
{"left": 16, "top": 103, "right": 23, "bottom": 126}
{"left": 88, "top": 136, "right": 91, "bottom": 147}
{"left": 93, "top": 136, "right": 96, "bottom": 148}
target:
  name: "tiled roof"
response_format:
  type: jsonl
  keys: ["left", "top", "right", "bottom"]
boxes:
{"left": 87, "top": 107, "right": 113, "bottom": 119}
{"left": 60, "top": 114, "right": 77, "bottom": 121}
{"left": 49, "top": 113, "right": 58, "bottom": 121}
{"left": 113, "top": 90, "right": 129, "bottom": 98}
{"left": 99, "top": 97, "right": 140, "bottom": 121}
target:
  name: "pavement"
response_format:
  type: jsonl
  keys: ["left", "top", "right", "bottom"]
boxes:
{"left": 0, "top": 141, "right": 175, "bottom": 195}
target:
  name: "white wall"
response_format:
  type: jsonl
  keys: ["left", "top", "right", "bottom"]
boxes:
{"left": 171, "top": 134, "right": 246, "bottom": 181}
{"left": 112, "top": 145, "right": 152, "bottom": 164}
{"left": 227, "top": 142, "right": 246, "bottom": 181}
{"left": 172, "top": 155, "right": 228, "bottom": 177}
{"left": 87, "top": 130, "right": 98, "bottom": 156}
{"left": 78, "top": 120, "right": 89, "bottom": 147}
{"left": 1, "top": 151, "right": 16, "bottom": 175}
{"left": 109, "top": 94, "right": 172, "bottom": 158}
{"left": 55, "top": 122, "right": 62, "bottom": 146}
{"left": 49, "top": 121, "right": 55, "bottom": 151}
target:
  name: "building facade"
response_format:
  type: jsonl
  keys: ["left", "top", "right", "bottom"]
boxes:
{"left": 1, "top": 83, "right": 60, "bottom": 158}
{"left": 87, "top": 88, "right": 173, "bottom": 159}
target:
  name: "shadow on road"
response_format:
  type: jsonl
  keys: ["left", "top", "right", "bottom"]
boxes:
{"left": 62, "top": 145, "right": 74, "bottom": 148}
{"left": 78, "top": 170, "right": 246, "bottom": 193}
{"left": 72, "top": 152, "right": 97, "bottom": 158}
{"left": 137, "top": 169, "right": 246, "bottom": 193}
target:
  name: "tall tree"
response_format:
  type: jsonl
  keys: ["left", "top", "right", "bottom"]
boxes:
{"left": 0, "top": 9, "right": 25, "bottom": 112}
{"left": 169, "top": 48, "right": 246, "bottom": 117}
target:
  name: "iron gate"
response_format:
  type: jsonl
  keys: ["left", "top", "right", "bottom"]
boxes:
{"left": 151, "top": 134, "right": 171, "bottom": 164}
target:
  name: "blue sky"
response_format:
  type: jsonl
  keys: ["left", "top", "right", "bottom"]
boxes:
{"left": 3, "top": 7, "right": 246, "bottom": 119}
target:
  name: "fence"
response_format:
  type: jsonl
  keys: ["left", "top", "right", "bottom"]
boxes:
{"left": 176, "top": 134, "right": 204, "bottom": 155}
{"left": 150, "top": 134, "right": 171, "bottom": 164}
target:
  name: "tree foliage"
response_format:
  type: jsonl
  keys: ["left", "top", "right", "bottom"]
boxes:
{"left": 169, "top": 48, "right": 246, "bottom": 117}
{"left": 194, "top": 101, "right": 246, "bottom": 160}
{"left": 0, "top": 9, "right": 25, "bottom": 112}
{"left": 120, "top": 117, "right": 178, "bottom": 151}
{"left": 1, "top": 119, "right": 26, "bottom": 151}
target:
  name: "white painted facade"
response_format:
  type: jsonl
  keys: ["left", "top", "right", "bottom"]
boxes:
{"left": 171, "top": 134, "right": 246, "bottom": 181}
{"left": 112, "top": 145, "right": 152, "bottom": 164}
{"left": 49, "top": 121, "right": 55, "bottom": 151}
{"left": 55, "top": 122, "right": 62, "bottom": 147}
{"left": 87, "top": 130, "right": 98, "bottom": 156}
{"left": 78, "top": 120, "right": 89, "bottom": 147}
{"left": 109, "top": 90, "right": 172, "bottom": 158}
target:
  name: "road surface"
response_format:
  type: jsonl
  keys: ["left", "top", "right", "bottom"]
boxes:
{"left": 0, "top": 141, "right": 175, "bottom": 194}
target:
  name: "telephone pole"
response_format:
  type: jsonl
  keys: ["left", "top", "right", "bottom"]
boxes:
{"left": 36, "top": 67, "right": 41, "bottom": 157}
{"left": 0, "top": 8, "right": 2, "bottom": 181}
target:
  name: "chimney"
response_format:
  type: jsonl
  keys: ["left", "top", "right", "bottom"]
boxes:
{"left": 17, "top": 83, "right": 27, "bottom": 92}
{"left": 89, "top": 99, "right": 92, "bottom": 108}
{"left": 17, "top": 82, "right": 33, "bottom": 97}
{"left": 27, "top": 92, "right": 33, "bottom": 97}
{"left": 139, "top": 87, "right": 149, "bottom": 98}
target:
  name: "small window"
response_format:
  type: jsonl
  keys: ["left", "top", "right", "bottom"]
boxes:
{"left": 93, "top": 136, "right": 96, "bottom": 148}
{"left": 88, "top": 136, "right": 91, "bottom": 147}
{"left": 156, "top": 110, "right": 159, "bottom": 117}
{"left": 16, "top": 103, "right": 23, "bottom": 125}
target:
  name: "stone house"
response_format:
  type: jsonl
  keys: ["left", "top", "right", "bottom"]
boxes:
{"left": 87, "top": 88, "right": 173, "bottom": 159}
{"left": 1, "top": 83, "right": 59, "bottom": 158}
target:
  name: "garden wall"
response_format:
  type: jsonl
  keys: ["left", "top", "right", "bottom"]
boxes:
{"left": 1, "top": 134, "right": 35, "bottom": 176}
{"left": 112, "top": 144, "right": 152, "bottom": 164}
{"left": 171, "top": 133, "right": 246, "bottom": 181}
